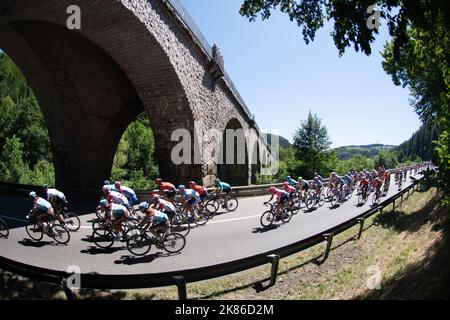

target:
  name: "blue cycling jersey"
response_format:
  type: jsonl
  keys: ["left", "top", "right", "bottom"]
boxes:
{"left": 286, "top": 178, "right": 297, "bottom": 187}
{"left": 216, "top": 182, "right": 231, "bottom": 191}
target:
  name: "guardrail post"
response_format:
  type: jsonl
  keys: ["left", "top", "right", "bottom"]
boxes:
{"left": 61, "top": 279, "right": 76, "bottom": 301}
{"left": 267, "top": 254, "right": 280, "bottom": 287}
{"left": 173, "top": 276, "right": 187, "bottom": 301}
{"left": 356, "top": 218, "right": 365, "bottom": 240}
{"left": 316, "top": 234, "right": 334, "bottom": 264}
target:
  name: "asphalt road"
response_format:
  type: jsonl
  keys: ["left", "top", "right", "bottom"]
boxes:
{"left": 0, "top": 173, "right": 420, "bottom": 275}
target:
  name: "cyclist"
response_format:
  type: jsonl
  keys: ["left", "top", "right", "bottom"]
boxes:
{"left": 44, "top": 185, "right": 68, "bottom": 214}
{"left": 114, "top": 181, "right": 139, "bottom": 206}
{"left": 189, "top": 181, "right": 208, "bottom": 204}
{"left": 97, "top": 199, "right": 130, "bottom": 239}
{"left": 266, "top": 186, "right": 289, "bottom": 220}
{"left": 102, "top": 185, "right": 130, "bottom": 208}
{"left": 285, "top": 176, "right": 297, "bottom": 187}
{"left": 214, "top": 178, "right": 232, "bottom": 209}
{"left": 155, "top": 178, "right": 177, "bottom": 200}
{"left": 149, "top": 195, "right": 176, "bottom": 221}
{"left": 137, "top": 202, "right": 170, "bottom": 239}
{"left": 383, "top": 171, "right": 391, "bottom": 192}
{"left": 178, "top": 185, "right": 201, "bottom": 221}
{"left": 314, "top": 172, "right": 324, "bottom": 184}
{"left": 312, "top": 176, "right": 323, "bottom": 196}
{"left": 373, "top": 177, "right": 383, "bottom": 198}
{"left": 103, "top": 180, "right": 119, "bottom": 192}
{"left": 297, "top": 177, "right": 309, "bottom": 202}
{"left": 359, "top": 177, "right": 370, "bottom": 199}
{"left": 282, "top": 182, "right": 296, "bottom": 207}
{"left": 343, "top": 173, "right": 353, "bottom": 190}
{"left": 27, "top": 191, "right": 64, "bottom": 228}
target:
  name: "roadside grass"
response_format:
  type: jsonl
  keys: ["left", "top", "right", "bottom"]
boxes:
{"left": 1, "top": 186, "right": 448, "bottom": 300}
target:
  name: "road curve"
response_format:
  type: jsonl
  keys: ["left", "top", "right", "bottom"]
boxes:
{"left": 0, "top": 174, "right": 420, "bottom": 275}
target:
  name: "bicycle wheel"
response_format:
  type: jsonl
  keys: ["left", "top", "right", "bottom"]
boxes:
{"left": 306, "top": 195, "right": 316, "bottom": 210}
{"left": 51, "top": 225, "right": 71, "bottom": 244}
{"left": 260, "top": 211, "right": 274, "bottom": 228}
{"left": 372, "top": 193, "right": 380, "bottom": 206}
{"left": 63, "top": 212, "right": 80, "bottom": 231}
{"left": 205, "top": 199, "right": 219, "bottom": 214}
{"left": 163, "top": 233, "right": 186, "bottom": 253}
{"left": 171, "top": 215, "right": 191, "bottom": 237}
{"left": 96, "top": 209, "right": 105, "bottom": 219}
{"left": 92, "top": 227, "right": 115, "bottom": 249}
{"left": 290, "top": 198, "right": 301, "bottom": 214}
{"left": 330, "top": 194, "right": 339, "bottom": 207}
{"left": 0, "top": 218, "right": 9, "bottom": 239}
{"left": 226, "top": 198, "right": 239, "bottom": 212}
{"left": 194, "top": 209, "right": 210, "bottom": 226}
{"left": 26, "top": 224, "right": 44, "bottom": 241}
{"left": 126, "top": 228, "right": 151, "bottom": 256}
{"left": 318, "top": 194, "right": 326, "bottom": 207}
{"left": 281, "top": 209, "right": 292, "bottom": 223}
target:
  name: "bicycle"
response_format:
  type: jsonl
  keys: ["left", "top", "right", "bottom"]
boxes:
{"left": 0, "top": 217, "right": 9, "bottom": 239}
{"left": 91, "top": 216, "right": 139, "bottom": 249}
{"left": 125, "top": 227, "right": 186, "bottom": 256}
{"left": 357, "top": 187, "right": 369, "bottom": 205}
{"left": 26, "top": 215, "right": 70, "bottom": 245}
{"left": 305, "top": 190, "right": 326, "bottom": 210}
{"left": 204, "top": 193, "right": 239, "bottom": 214}
{"left": 372, "top": 188, "right": 382, "bottom": 206}
{"left": 168, "top": 211, "right": 191, "bottom": 237}
{"left": 260, "top": 202, "right": 292, "bottom": 228}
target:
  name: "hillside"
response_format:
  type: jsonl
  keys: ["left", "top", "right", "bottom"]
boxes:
{"left": 335, "top": 144, "right": 397, "bottom": 160}
{"left": 265, "top": 134, "right": 292, "bottom": 149}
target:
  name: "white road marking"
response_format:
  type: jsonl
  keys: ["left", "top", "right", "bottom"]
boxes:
{"left": 207, "top": 214, "right": 261, "bottom": 224}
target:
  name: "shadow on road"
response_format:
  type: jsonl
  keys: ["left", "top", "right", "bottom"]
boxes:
{"left": 18, "top": 239, "right": 55, "bottom": 248}
{"left": 252, "top": 224, "right": 280, "bottom": 233}
{"left": 81, "top": 246, "right": 125, "bottom": 255}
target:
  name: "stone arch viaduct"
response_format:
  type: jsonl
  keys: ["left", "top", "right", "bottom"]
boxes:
{"left": 0, "top": 0, "right": 274, "bottom": 188}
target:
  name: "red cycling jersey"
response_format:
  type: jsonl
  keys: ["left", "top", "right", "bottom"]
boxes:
{"left": 193, "top": 185, "right": 207, "bottom": 195}
{"left": 159, "top": 182, "right": 175, "bottom": 191}
{"left": 360, "top": 179, "right": 369, "bottom": 186}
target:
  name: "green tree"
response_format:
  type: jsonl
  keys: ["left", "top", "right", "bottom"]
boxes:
{"left": 293, "top": 111, "right": 332, "bottom": 178}
{"left": 0, "top": 135, "right": 28, "bottom": 183}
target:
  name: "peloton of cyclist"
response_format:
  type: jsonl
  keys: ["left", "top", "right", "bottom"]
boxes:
{"left": 266, "top": 186, "right": 289, "bottom": 220}
{"left": 114, "top": 181, "right": 139, "bottom": 206}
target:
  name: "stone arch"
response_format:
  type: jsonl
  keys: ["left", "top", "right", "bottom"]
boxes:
{"left": 217, "top": 118, "right": 249, "bottom": 186}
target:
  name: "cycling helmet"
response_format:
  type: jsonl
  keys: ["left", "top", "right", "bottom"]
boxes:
{"left": 150, "top": 195, "right": 160, "bottom": 204}
{"left": 298, "top": 177, "right": 303, "bottom": 181}
{"left": 99, "top": 199, "right": 108, "bottom": 207}
{"left": 29, "top": 191, "right": 37, "bottom": 199}
{"left": 115, "top": 181, "right": 121, "bottom": 187}
{"left": 214, "top": 178, "right": 220, "bottom": 183}
{"left": 138, "top": 202, "right": 150, "bottom": 212}
{"left": 155, "top": 178, "right": 162, "bottom": 184}
{"left": 285, "top": 176, "right": 291, "bottom": 180}
{"left": 102, "top": 185, "right": 110, "bottom": 193}
{"left": 189, "top": 181, "right": 196, "bottom": 186}
{"left": 269, "top": 186, "right": 276, "bottom": 193}
{"left": 178, "top": 185, "right": 186, "bottom": 190}
{"left": 43, "top": 184, "right": 49, "bottom": 189}
{"left": 103, "top": 180, "right": 110, "bottom": 186}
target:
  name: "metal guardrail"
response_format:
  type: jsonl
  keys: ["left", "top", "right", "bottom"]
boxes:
{"left": 0, "top": 176, "right": 424, "bottom": 300}
{"left": 159, "top": 0, "right": 257, "bottom": 129}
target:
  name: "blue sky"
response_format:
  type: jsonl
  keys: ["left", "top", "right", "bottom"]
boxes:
{"left": 180, "top": 0, "right": 422, "bottom": 148}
